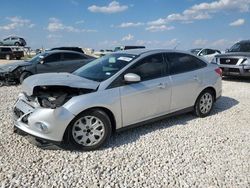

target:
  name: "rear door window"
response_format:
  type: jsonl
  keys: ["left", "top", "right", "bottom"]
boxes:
{"left": 167, "top": 53, "right": 207, "bottom": 75}
{"left": 207, "top": 49, "right": 215, "bottom": 55}
{"left": 63, "top": 53, "right": 86, "bottom": 61}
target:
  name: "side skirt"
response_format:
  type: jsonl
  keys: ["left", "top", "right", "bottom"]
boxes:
{"left": 116, "top": 106, "right": 194, "bottom": 132}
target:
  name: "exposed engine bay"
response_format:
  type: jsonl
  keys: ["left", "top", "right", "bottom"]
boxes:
{"left": 32, "top": 86, "right": 94, "bottom": 108}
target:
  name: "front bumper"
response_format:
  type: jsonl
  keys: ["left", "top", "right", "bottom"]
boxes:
{"left": 219, "top": 65, "right": 250, "bottom": 77}
{"left": 13, "top": 93, "right": 75, "bottom": 142}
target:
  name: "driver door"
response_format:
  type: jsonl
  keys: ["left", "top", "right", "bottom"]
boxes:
{"left": 119, "top": 53, "right": 172, "bottom": 126}
{"left": 36, "top": 53, "right": 62, "bottom": 73}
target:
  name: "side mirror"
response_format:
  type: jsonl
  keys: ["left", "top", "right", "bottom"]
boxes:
{"left": 39, "top": 56, "right": 44, "bottom": 64}
{"left": 225, "top": 49, "right": 229, "bottom": 53}
{"left": 124, "top": 73, "right": 141, "bottom": 83}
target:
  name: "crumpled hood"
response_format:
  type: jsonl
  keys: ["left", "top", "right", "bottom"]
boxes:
{"left": 22, "top": 72, "right": 100, "bottom": 96}
{"left": 0, "top": 61, "right": 31, "bottom": 72}
{"left": 215, "top": 52, "right": 250, "bottom": 58}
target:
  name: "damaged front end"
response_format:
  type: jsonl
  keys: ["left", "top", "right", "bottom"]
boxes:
{"left": 0, "top": 68, "right": 19, "bottom": 86}
{"left": 13, "top": 72, "right": 100, "bottom": 144}
{"left": 13, "top": 86, "right": 94, "bottom": 145}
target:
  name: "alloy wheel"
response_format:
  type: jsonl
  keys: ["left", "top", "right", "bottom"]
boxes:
{"left": 72, "top": 116, "right": 105, "bottom": 146}
{"left": 199, "top": 93, "right": 213, "bottom": 114}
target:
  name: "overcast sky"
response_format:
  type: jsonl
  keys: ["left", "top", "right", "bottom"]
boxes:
{"left": 0, "top": 0, "right": 249, "bottom": 50}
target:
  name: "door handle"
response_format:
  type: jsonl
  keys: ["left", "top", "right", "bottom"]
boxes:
{"left": 193, "top": 75, "right": 199, "bottom": 81}
{"left": 157, "top": 83, "right": 167, "bottom": 89}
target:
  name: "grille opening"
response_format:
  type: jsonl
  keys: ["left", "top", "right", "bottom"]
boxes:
{"left": 220, "top": 58, "right": 238, "bottom": 65}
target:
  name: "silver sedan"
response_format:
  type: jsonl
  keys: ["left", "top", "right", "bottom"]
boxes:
{"left": 13, "top": 49, "right": 222, "bottom": 150}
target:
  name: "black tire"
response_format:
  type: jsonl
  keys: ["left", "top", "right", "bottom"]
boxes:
{"left": 16, "top": 57, "right": 21, "bottom": 60}
{"left": 14, "top": 42, "right": 20, "bottom": 46}
{"left": 67, "top": 109, "right": 112, "bottom": 151}
{"left": 19, "top": 72, "right": 32, "bottom": 84}
{"left": 5, "top": 54, "right": 11, "bottom": 60}
{"left": 194, "top": 89, "right": 214, "bottom": 118}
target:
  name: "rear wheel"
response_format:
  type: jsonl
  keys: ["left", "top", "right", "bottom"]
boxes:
{"left": 19, "top": 72, "right": 32, "bottom": 83}
{"left": 68, "top": 109, "right": 112, "bottom": 150}
{"left": 14, "top": 42, "right": 20, "bottom": 46}
{"left": 194, "top": 89, "right": 214, "bottom": 117}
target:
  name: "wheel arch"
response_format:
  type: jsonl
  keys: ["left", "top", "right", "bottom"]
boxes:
{"left": 19, "top": 71, "right": 33, "bottom": 83}
{"left": 62, "top": 106, "right": 117, "bottom": 143}
{"left": 195, "top": 86, "right": 216, "bottom": 106}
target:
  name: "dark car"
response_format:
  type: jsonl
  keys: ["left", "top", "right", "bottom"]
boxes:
{"left": 0, "top": 36, "right": 26, "bottom": 46}
{"left": 0, "top": 50, "right": 95, "bottom": 86}
{"left": 49, "top": 47, "right": 85, "bottom": 54}
{"left": 214, "top": 40, "right": 250, "bottom": 77}
{"left": 0, "top": 46, "right": 24, "bottom": 60}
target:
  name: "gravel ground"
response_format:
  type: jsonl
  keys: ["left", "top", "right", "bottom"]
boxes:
{"left": 0, "top": 79, "right": 249, "bottom": 188}
{"left": 0, "top": 60, "right": 19, "bottom": 65}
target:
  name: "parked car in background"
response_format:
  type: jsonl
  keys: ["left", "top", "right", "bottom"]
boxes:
{"left": 0, "top": 36, "right": 26, "bottom": 46}
{"left": 114, "top": 45, "right": 145, "bottom": 52}
{"left": 13, "top": 49, "right": 222, "bottom": 150}
{"left": 0, "top": 50, "right": 95, "bottom": 86}
{"left": 94, "top": 49, "right": 113, "bottom": 57}
{"left": 49, "top": 47, "right": 85, "bottom": 54}
{"left": 0, "top": 46, "right": 24, "bottom": 60}
{"left": 190, "top": 48, "right": 221, "bottom": 63}
{"left": 213, "top": 40, "right": 250, "bottom": 77}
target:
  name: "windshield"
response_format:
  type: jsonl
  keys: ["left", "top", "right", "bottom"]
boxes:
{"left": 190, "top": 49, "right": 202, "bottom": 55}
{"left": 74, "top": 53, "right": 138, "bottom": 82}
{"left": 27, "top": 52, "right": 48, "bottom": 63}
{"left": 229, "top": 42, "right": 250, "bottom": 52}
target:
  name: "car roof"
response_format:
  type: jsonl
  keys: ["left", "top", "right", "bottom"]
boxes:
{"left": 113, "top": 49, "right": 194, "bottom": 56}
{"left": 46, "top": 50, "right": 84, "bottom": 55}
{"left": 238, "top": 40, "right": 250, "bottom": 44}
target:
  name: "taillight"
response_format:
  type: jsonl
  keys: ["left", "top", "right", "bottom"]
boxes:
{"left": 215, "top": 68, "right": 222, "bottom": 77}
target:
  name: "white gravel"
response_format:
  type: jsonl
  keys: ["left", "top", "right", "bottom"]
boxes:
{"left": 0, "top": 78, "right": 250, "bottom": 187}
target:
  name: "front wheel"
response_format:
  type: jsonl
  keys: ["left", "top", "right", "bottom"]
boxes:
{"left": 19, "top": 72, "right": 32, "bottom": 83}
{"left": 68, "top": 109, "right": 112, "bottom": 150}
{"left": 194, "top": 90, "right": 214, "bottom": 117}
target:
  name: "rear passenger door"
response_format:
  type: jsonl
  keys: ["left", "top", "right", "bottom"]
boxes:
{"left": 166, "top": 53, "right": 207, "bottom": 112}
{"left": 36, "top": 53, "right": 62, "bottom": 73}
{"left": 61, "top": 52, "right": 88, "bottom": 72}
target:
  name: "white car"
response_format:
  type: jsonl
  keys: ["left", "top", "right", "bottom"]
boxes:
{"left": 13, "top": 49, "right": 222, "bottom": 150}
{"left": 190, "top": 48, "right": 221, "bottom": 63}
